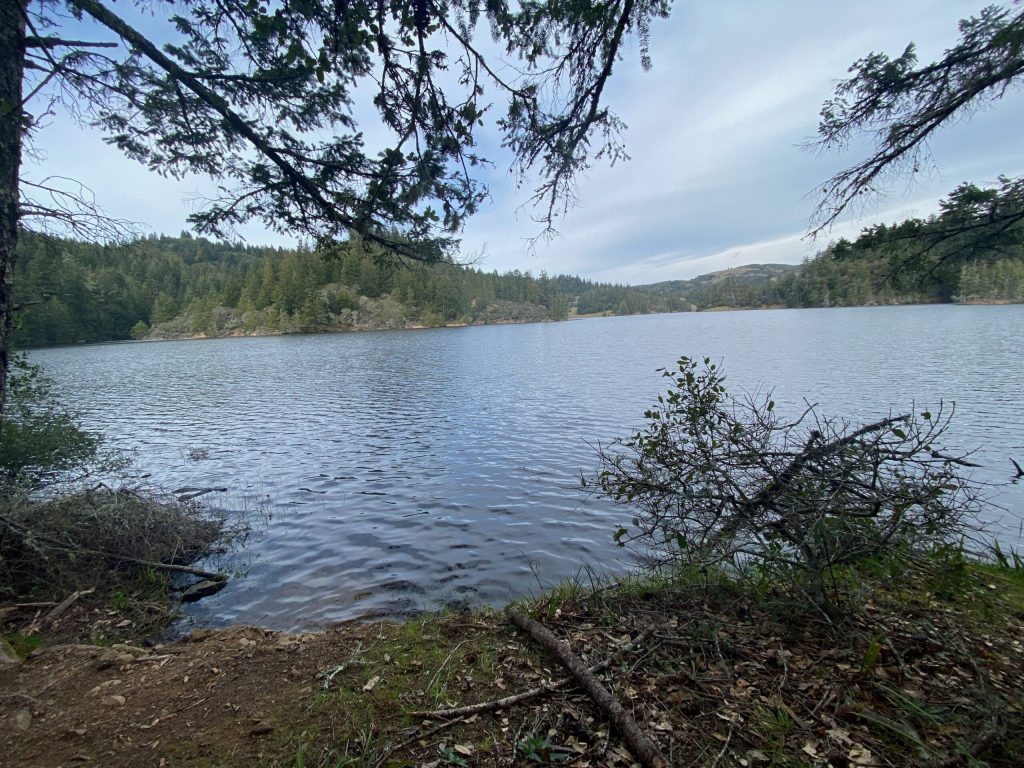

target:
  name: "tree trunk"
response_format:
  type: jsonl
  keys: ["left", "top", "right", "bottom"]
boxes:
{"left": 0, "top": 0, "right": 26, "bottom": 431}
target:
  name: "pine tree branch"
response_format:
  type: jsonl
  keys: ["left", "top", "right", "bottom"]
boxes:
{"left": 68, "top": 0, "right": 435, "bottom": 261}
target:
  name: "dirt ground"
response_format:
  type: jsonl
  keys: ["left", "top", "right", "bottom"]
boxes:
{"left": 2, "top": 566, "right": 1023, "bottom": 768}
{"left": 2, "top": 624, "right": 360, "bottom": 766}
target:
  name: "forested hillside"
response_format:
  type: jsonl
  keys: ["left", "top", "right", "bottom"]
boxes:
{"left": 779, "top": 179, "right": 1024, "bottom": 307}
{"left": 11, "top": 234, "right": 684, "bottom": 347}
{"left": 639, "top": 180, "right": 1024, "bottom": 310}
{"left": 638, "top": 264, "right": 799, "bottom": 308}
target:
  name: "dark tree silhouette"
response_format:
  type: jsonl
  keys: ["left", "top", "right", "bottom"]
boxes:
{"left": 811, "top": 4, "right": 1024, "bottom": 234}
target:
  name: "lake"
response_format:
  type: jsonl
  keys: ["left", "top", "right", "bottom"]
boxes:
{"left": 28, "top": 305, "right": 1024, "bottom": 630}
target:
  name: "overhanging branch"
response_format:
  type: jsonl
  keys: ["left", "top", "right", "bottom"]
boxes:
{"left": 25, "top": 37, "right": 119, "bottom": 50}
{"left": 68, "top": 0, "right": 437, "bottom": 261}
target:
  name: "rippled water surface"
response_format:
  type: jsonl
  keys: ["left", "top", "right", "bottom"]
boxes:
{"left": 29, "top": 306, "right": 1024, "bottom": 630}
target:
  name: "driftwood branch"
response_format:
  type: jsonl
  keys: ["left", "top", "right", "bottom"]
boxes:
{"left": 714, "top": 414, "right": 910, "bottom": 544}
{"left": 410, "top": 625, "right": 657, "bottom": 719}
{"left": 134, "top": 558, "right": 222, "bottom": 580}
{"left": 173, "top": 486, "right": 227, "bottom": 501}
{"left": 509, "top": 610, "right": 669, "bottom": 768}
{"left": 752, "top": 414, "right": 909, "bottom": 510}
{"left": 930, "top": 450, "right": 981, "bottom": 468}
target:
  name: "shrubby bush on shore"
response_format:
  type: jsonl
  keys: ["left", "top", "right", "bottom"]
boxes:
{"left": 0, "top": 355, "right": 109, "bottom": 488}
{"left": 0, "top": 357, "right": 237, "bottom": 632}
{"left": 593, "top": 356, "right": 982, "bottom": 618}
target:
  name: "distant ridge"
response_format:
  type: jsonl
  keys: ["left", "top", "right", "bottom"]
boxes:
{"left": 629, "top": 263, "right": 801, "bottom": 309}
{"left": 636, "top": 263, "right": 800, "bottom": 293}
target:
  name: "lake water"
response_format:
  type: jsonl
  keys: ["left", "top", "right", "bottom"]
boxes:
{"left": 29, "top": 305, "right": 1024, "bottom": 630}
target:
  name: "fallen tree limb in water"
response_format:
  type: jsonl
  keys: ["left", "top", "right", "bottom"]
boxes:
{"left": 173, "top": 486, "right": 228, "bottom": 501}
{"left": 410, "top": 624, "right": 657, "bottom": 719}
{"left": 509, "top": 609, "right": 669, "bottom": 768}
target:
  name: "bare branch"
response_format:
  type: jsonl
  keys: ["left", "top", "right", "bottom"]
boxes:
{"left": 25, "top": 37, "right": 119, "bottom": 50}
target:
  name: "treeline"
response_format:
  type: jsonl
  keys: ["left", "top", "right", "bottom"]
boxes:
{"left": 18, "top": 177, "right": 1019, "bottom": 347}
{"left": 637, "top": 179, "right": 1024, "bottom": 311}
{"left": 776, "top": 248, "right": 1024, "bottom": 310}
{"left": 779, "top": 178, "right": 1024, "bottom": 308}
{"left": 11, "top": 233, "right": 682, "bottom": 347}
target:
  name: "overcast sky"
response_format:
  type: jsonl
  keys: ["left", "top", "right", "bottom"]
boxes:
{"left": 27, "top": 0, "right": 1024, "bottom": 284}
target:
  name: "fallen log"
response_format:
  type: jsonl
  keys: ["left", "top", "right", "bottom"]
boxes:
{"left": 411, "top": 625, "right": 657, "bottom": 719}
{"left": 180, "top": 577, "right": 228, "bottom": 602}
{"left": 121, "top": 556, "right": 222, "bottom": 580}
{"left": 509, "top": 610, "right": 669, "bottom": 768}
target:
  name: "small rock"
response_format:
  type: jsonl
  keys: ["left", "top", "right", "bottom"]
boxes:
{"left": 96, "top": 650, "right": 134, "bottom": 670}
{"left": 101, "top": 694, "right": 126, "bottom": 707}
{"left": 11, "top": 709, "right": 32, "bottom": 731}
{"left": 275, "top": 637, "right": 298, "bottom": 651}
{"left": 88, "top": 679, "right": 123, "bottom": 696}
{"left": 362, "top": 675, "right": 380, "bottom": 692}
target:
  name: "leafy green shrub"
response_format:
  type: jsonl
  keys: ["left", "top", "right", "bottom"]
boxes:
{"left": 130, "top": 320, "right": 150, "bottom": 339}
{"left": 593, "top": 356, "right": 981, "bottom": 617}
{"left": 0, "top": 355, "right": 116, "bottom": 488}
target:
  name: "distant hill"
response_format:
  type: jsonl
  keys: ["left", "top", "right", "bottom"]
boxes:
{"left": 635, "top": 263, "right": 801, "bottom": 308}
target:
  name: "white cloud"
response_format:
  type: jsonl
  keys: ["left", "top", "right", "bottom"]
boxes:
{"left": 28, "top": 0, "right": 1024, "bottom": 283}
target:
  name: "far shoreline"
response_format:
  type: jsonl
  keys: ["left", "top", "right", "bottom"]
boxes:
{"left": 20, "top": 300, "right": 1022, "bottom": 351}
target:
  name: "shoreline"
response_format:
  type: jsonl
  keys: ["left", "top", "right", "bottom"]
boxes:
{"left": 3, "top": 557, "right": 1022, "bottom": 767}
{"left": 18, "top": 300, "right": 1023, "bottom": 350}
